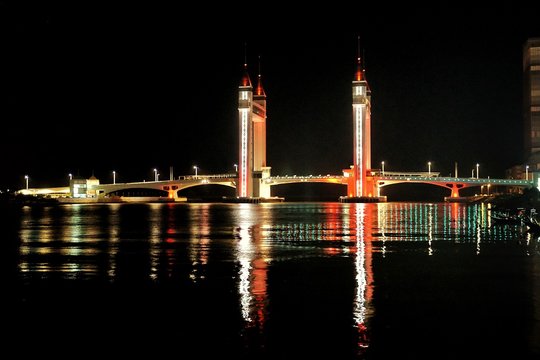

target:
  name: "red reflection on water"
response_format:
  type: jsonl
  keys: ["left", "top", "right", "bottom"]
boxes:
{"left": 252, "top": 257, "right": 267, "bottom": 329}
{"left": 349, "top": 203, "right": 374, "bottom": 354}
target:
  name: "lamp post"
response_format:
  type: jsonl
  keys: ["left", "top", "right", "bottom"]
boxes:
{"left": 193, "top": 165, "right": 198, "bottom": 178}
{"left": 24, "top": 175, "right": 29, "bottom": 190}
{"left": 153, "top": 168, "right": 158, "bottom": 182}
{"left": 234, "top": 164, "right": 238, "bottom": 173}
{"left": 113, "top": 171, "right": 116, "bottom": 184}
{"left": 526, "top": 165, "right": 529, "bottom": 181}
{"left": 381, "top": 161, "right": 385, "bottom": 176}
{"left": 476, "top": 163, "right": 479, "bottom": 179}
{"left": 69, "top": 173, "right": 73, "bottom": 181}
{"left": 428, "top": 161, "right": 431, "bottom": 176}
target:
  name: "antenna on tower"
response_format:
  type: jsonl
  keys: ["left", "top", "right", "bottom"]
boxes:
{"left": 357, "top": 35, "right": 361, "bottom": 63}
{"left": 258, "top": 55, "right": 262, "bottom": 78}
{"left": 354, "top": 35, "right": 363, "bottom": 81}
{"left": 244, "top": 42, "right": 248, "bottom": 67}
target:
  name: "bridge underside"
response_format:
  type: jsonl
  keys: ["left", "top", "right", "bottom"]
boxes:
{"left": 377, "top": 178, "right": 532, "bottom": 199}
{"left": 22, "top": 174, "right": 531, "bottom": 202}
{"left": 96, "top": 179, "right": 236, "bottom": 200}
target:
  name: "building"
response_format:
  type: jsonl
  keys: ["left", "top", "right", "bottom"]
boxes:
{"left": 523, "top": 38, "right": 540, "bottom": 171}
{"left": 70, "top": 175, "right": 100, "bottom": 198}
{"left": 508, "top": 38, "right": 540, "bottom": 189}
{"left": 237, "top": 61, "right": 271, "bottom": 198}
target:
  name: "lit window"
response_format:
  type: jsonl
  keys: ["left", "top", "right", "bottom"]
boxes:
{"left": 354, "top": 86, "right": 364, "bottom": 96}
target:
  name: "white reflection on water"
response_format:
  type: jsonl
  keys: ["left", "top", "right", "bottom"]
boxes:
{"left": 235, "top": 204, "right": 269, "bottom": 328}
{"left": 19, "top": 204, "right": 110, "bottom": 277}
{"left": 353, "top": 204, "right": 367, "bottom": 325}
{"left": 189, "top": 204, "right": 211, "bottom": 283}
{"left": 428, "top": 204, "right": 434, "bottom": 256}
{"left": 149, "top": 204, "right": 162, "bottom": 281}
{"left": 351, "top": 203, "right": 372, "bottom": 351}
{"left": 107, "top": 204, "right": 120, "bottom": 279}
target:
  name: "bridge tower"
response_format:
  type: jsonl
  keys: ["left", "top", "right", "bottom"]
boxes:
{"left": 349, "top": 45, "right": 373, "bottom": 197}
{"left": 237, "top": 61, "right": 271, "bottom": 198}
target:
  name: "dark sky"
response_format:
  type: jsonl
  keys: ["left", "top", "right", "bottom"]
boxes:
{"left": 2, "top": 2, "right": 539, "bottom": 190}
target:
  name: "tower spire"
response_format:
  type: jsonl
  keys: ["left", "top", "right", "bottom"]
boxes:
{"left": 240, "top": 42, "right": 252, "bottom": 87}
{"left": 355, "top": 35, "right": 363, "bottom": 81}
{"left": 255, "top": 55, "right": 266, "bottom": 97}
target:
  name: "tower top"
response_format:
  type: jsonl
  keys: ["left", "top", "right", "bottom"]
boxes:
{"left": 255, "top": 55, "right": 266, "bottom": 97}
{"left": 354, "top": 36, "right": 364, "bottom": 82}
{"left": 240, "top": 42, "right": 252, "bottom": 88}
{"left": 240, "top": 63, "right": 252, "bottom": 88}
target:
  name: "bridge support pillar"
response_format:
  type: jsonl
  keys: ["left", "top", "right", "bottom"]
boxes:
{"left": 344, "top": 168, "right": 355, "bottom": 197}
{"left": 449, "top": 184, "right": 460, "bottom": 198}
{"left": 258, "top": 167, "right": 272, "bottom": 198}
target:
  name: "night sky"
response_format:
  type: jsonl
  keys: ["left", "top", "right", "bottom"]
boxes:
{"left": 2, "top": 3, "right": 539, "bottom": 192}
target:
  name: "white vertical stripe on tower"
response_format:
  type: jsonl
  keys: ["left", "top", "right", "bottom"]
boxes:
{"left": 240, "top": 110, "right": 248, "bottom": 197}
{"left": 355, "top": 106, "right": 363, "bottom": 196}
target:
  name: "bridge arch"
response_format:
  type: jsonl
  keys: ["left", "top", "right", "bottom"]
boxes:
{"left": 178, "top": 183, "right": 237, "bottom": 200}
{"left": 267, "top": 178, "right": 347, "bottom": 200}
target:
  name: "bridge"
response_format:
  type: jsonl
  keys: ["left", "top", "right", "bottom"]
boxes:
{"left": 95, "top": 175, "right": 237, "bottom": 199}
{"left": 17, "top": 46, "right": 535, "bottom": 202}
{"left": 376, "top": 175, "right": 531, "bottom": 199}
{"left": 17, "top": 172, "right": 533, "bottom": 201}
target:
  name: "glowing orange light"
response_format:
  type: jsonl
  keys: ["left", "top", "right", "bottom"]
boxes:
{"left": 355, "top": 58, "right": 363, "bottom": 81}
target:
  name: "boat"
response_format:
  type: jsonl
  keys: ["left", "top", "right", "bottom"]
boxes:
{"left": 490, "top": 208, "right": 525, "bottom": 226}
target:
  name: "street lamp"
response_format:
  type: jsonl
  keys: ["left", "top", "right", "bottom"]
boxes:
{"left": 381, "top": 161, "right": 385, "bottom": 176}
{"left": 113, "top": 170, "right": 116, "bottom": 184}
{"left": 234, "top": 164, "right": 238, "bottom": 173}
{"left": 68, "top": 173, "right": 72, "bottom": 181}
{"left": 526, "top": 165, "right": 529, "bottom": 181}
{"left": 193, "top": 165, "right": 198, "bottom": 178}
{"left": 428, "top": 161, "right": 431, "bottom": 176}
{"left": 24, "top": 175, "right": 29, "bottom": 189}
{"left": 476, "top": 163, "right": 479, "bottom": 179}
{"left": 153, "top": 168, "right": 158, "bottom": 182}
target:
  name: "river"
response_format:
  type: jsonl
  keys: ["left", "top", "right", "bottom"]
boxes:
{"left": 4, "top": 202, "right": 539, "bottom": 358}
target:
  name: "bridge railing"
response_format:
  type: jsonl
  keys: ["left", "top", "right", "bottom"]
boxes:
{"left": 270, "top": 175, "right": 344, "bottom": 180}
{"left": 177, "top": 174, "right": 237, "bottom": 180}
{"left": 379, "top": 175, "right": 532, "bottom": 185}
{"left": 377, "top": 171, "right": 440, "bottom": 177}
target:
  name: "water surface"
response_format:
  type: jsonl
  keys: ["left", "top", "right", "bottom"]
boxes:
{"left": 5, "top": 202, "right": 539, "bottom": 358}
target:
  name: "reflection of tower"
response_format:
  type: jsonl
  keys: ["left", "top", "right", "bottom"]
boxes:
{"left": 189, "top": 204, "right": 211, "bottom": 282}
{"left": 237, "top": 60, "right": 271, "bottom": 198}
{"left": 351, "top": 44, "right": 372, "bottom": 197}
{"left": 236, "top": 205, "right": 269, "bottom": 333}
{"left": 352, "top": 203, "right": 374, "bottom": 353}
{"left": 348, "top": 204, "right": 374, "bottom": 354}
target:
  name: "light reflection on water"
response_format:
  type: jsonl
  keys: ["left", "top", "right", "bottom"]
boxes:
{"left": 14, "top": 202, "right": 540, "bottom": 357}
{"left": 17, "top": 202, "right": 536, "bottom": 278}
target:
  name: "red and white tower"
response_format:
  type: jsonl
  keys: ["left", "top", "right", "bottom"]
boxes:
{"left": 237, "top": 60, "right": 270, "bottom": 198}
{"left": 351, "top": 48, "right": 371, "bottom": 197}
{"left": 238, "top": 63, "right": 253, "bottom": 197}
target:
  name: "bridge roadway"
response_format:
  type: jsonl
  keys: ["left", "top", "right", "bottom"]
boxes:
{"left": 95, "top": 174, "right": 237, "bottom": 197}
{"left": 119, "top": 173, "right": 530, "bottom": 196}
{"left": 18, "top": 172, "right": 533, "bottom": 199}
{"left": 375, "top": 175, "right": 531, "bottom": 197}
